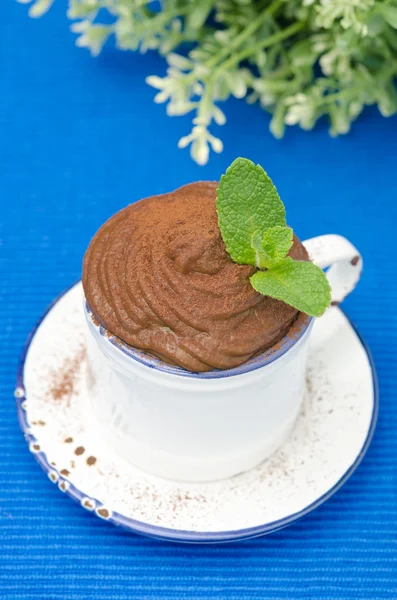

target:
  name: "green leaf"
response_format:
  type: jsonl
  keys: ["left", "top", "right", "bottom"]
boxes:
{"left": 186, "top": 0, "right": 214, "bottom": 30}
{"left": 381, "top": 5, "right": 397, "bottom": 29}
{"left": 251, "top": 231, "right": 270, "bottom": 269}
{"left": 250, "top": 257, "right": 331, "bottom": 317}
{"left": 216, "top": 158, "right": 286, "bottom": 265}
{"left": 251, "top": 226, "right": 293, "bottom": 268}
{"left": 261, "top": 226, "right": 293, "bottom": 263}
{"left": 376, "top": 81, "right": 397, "bottom": 116}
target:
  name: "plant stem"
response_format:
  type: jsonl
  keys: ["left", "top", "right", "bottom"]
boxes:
{"left": 197, "top": 79, "right": 215, "bottom": 124}
{"left": 195, "top": 20, "right": 304, "bottom": 131}
{"left": 266, "top": 66, "right": 294, "bottom": 79}
{"left": 179, "top": 1, "right": 287, "bottom": 89}
{"left": 320, "top": 89, "right": 358, "bottom": 105}
{"left": 214, "top": 21, "right": 305, "bottom": 78}
{"left": 205, "top": 0, "right": 284, "bottom": 69}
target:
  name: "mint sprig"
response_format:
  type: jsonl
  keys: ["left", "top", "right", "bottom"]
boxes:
{"left": 216, "top": 158, "right": 331, "bottom": 317}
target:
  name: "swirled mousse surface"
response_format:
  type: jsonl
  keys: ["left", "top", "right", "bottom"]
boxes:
{"left": 83, "top": 182, "right": 309, "bottom": 372}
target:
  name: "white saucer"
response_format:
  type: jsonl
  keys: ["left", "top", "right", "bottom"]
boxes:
{"left": 16, "top": 282, "right": 378, "bottom": 543}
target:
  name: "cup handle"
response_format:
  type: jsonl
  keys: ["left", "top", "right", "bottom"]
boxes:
{"left": 303, "top": 234, "right": 362, "bottom": 306}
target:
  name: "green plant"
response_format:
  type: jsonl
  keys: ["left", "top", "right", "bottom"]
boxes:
{"left": 216, "top": 157, "right": 331, "bottom": 317}
{"left": 20, "top": 0, "right": 397, "bottom": 164}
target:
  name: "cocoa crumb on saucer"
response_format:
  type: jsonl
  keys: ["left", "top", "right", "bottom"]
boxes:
{"left": 48, "top": 347, "right": 86, "bottom": 405}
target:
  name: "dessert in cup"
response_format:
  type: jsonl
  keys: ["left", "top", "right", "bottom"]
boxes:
{"left": 82, "top": 158, "right": 361, "bottom": 482}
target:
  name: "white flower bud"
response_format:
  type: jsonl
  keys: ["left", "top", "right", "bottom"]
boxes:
{"left": 28, "top": 0, "right": 53, "bottom": 16}
{"left": 146, "top": 76, "right": 166, "bottom": 90}
{"left": 178, "top": 134, "right": 194, "bottom": 149}
{"left": 209, "top": 136, "right": 223, "bottom": 154}
{"left": 154, "top": 90, "right": 170, "bottom": 104}
{"left": 191, "top": 137, "right": 209, "bottom": 165}
{"left": 212, "top": 105, "right": 226, "bottom": 125}
{"left": 167, "top": 53, "right": 192, "bottom": 70}
{"left": 285, "top": 108, "right": 301, "bottom": 126}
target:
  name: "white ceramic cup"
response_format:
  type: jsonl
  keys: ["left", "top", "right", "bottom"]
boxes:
{"left": 85, "top": 234, "right": 362, "bottom": 482}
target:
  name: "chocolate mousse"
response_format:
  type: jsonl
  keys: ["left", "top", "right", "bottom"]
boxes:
{"left": 82, "top": 182, "right": 309, "bottom": 372}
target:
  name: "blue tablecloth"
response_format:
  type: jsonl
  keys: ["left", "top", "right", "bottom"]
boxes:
{"left": 2, "top": 2, "right": 396, "bottom": 598}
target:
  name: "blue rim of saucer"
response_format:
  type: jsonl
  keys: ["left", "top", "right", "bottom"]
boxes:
{"left": 16, "top": 281, "right": 379, "bottom": 544}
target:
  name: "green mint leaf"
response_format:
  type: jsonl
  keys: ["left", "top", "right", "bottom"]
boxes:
{"left": 250, "top": 257, "right": 331, "bottom": 317}
{"left": 251, "top": 226, "right": 293, "bottom": 269}
{"left": 261, "top": 225, "right": 293, "bottom": 264}
{"left": 251, "top": 231, "right": 272, "bottom": 269}
{"left": 216, "top": 157, "right": 286, "bottom": 265}
{"left": 251, "top": 231, "right": 271, "bottom": 269}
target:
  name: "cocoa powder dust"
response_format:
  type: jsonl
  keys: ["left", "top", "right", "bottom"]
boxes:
{"left": 48, "top": 347, "right": 86, "bottom": 405}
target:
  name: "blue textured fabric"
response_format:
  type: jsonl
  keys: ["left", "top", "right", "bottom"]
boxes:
{"left": 2, "top": 2, "right": 397, "bottom": 599}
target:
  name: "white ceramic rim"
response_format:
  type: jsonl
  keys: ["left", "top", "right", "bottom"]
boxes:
{"left": 84, "top": 303, "right": 312, "bottom": 380}
{"left": 16, "top": 281, "right": 379, "bottom": 543}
